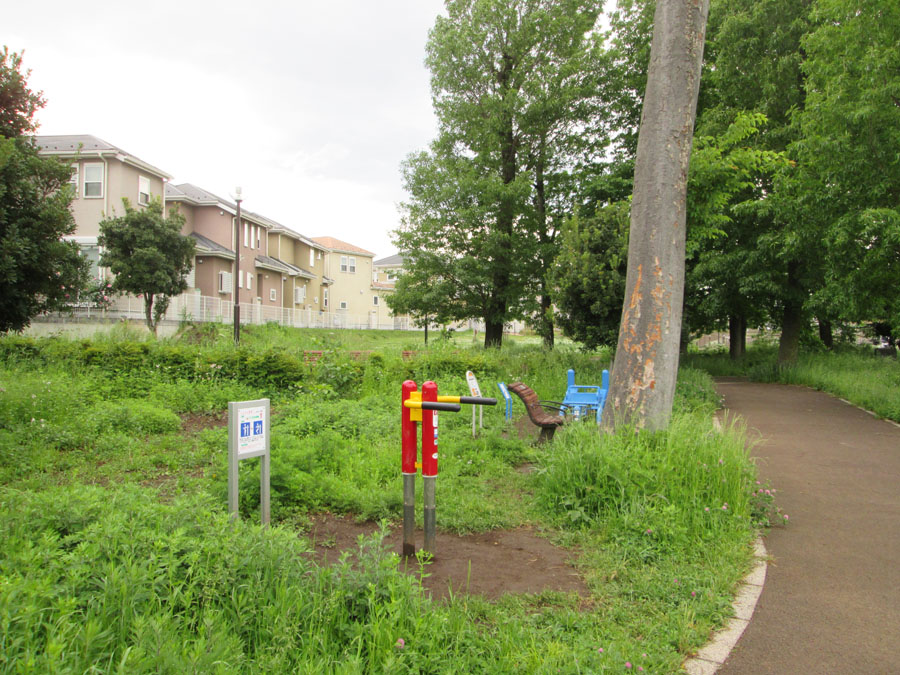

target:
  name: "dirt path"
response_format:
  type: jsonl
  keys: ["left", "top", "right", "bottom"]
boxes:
{"left": 715, "top": 379, "right": 900, "bottom": 674}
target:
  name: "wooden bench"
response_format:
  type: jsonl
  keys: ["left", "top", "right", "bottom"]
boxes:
{"left": 507, "top": 382, "right": 567, "bottom": 443}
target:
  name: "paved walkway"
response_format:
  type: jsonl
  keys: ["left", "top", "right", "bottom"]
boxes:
{"left": 714, "top": 379, "right": 900, "bottom": 674}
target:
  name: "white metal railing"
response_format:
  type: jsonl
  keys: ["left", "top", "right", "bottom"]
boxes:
{"left": 46, "top": 293, "right": 406, "bottom": 331}
{"left": 40, "top": 293, "right": 527, "bottom": 334}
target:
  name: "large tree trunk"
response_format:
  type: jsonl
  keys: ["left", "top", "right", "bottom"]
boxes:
{"left": 604, "top": 0, "right": 710, "bottom": 431}
{"left": 533, "top": 144, "right": 554, "bottom": 350}
{"left": 484, "top": 70, "right": 517, "bottom": 350}
{"left": 818, "top": 318, "right": 833, "bottom": 350}
{"left": 777, "top": 261, "right": 805, "bottom": 366}
{"left": 729, "top": 314, "right": 747, "bottom": 359}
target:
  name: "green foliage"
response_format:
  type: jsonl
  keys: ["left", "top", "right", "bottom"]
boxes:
{"left": 551, "top": 203, "right": 629, "bottom": 350}
{"left": 98, "top": 199, "right": 195, "bottom": 334}
{"left": 0, "top": 330, "right": 771, "bottom": 672}
{"left": 0, "top": 49, "right": 90, "bottom": 333}
{"left": 395, "top": 0, "right": 605, "bottom": 346}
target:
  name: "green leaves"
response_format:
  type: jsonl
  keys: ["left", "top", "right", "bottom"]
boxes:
{"left": 98, "top": 199, "right": 195, "bottom": 334}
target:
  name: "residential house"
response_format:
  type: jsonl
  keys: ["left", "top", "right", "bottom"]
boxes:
{"left": 265, "top": 224, "right": 330, "bottom": 315}
{"left": 165, "top": 183, "right": 290, "bottom": 314}
{"left": 312, "top": 237, "right": 378, "bottom": 327}
{"left": 35, "top": 135, "right": 171, "bottom": 280}
{"left": 372, "top": 254, "right": 409, "bottom": 329}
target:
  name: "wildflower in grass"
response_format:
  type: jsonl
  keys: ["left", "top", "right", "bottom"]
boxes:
{"left": 704, "top": 507, "right": 710, "bottom": 512}
{"left": 625, "top": 662, "right": 632, "bottom": 669}
{"left": 783, "top": 514, "right": 789, "bottom": 521}
{"left": 395, "top": 638, "right": 405, "bottom": 649}
{"left": 722, "top": 503, "right": 728, "bottom": 511}
{"left": 645, "top": 528, "right": 652, "bottom": 534}
{"left": 691, "top": 591, "right": 697, "bottom": 597}
{"left": 673, "top": 578, "right": 679, "bottom": 585}
{"left": 598, "top": 647, "right": 604, "bottom": 654}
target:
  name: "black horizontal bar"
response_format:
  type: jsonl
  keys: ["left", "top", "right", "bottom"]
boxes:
{"left": 459, "top": 396, "right": 498, "bottom": 406}
{"left": 420, "top": 402, "right": 462, "bottom": 412}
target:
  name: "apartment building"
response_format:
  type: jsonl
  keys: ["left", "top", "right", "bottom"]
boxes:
{"left": 35, "top": 135, "right": 171, "bottom": 280}
{"left": 312, "top": 237, "right": 378, "bottom": 324}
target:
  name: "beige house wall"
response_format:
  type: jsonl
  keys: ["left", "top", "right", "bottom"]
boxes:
{"left": 325, "top": 250, "right": 376, "bottom": 317}
{"left": 68, "top": 157, "right": 166, "bottom": 239}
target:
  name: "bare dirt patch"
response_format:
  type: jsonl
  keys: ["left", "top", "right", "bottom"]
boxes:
{"left": 179, "top": 411, "right": 228, "bottom": 434}
{"left": 305, "top": 514, "right": 588, "bottom": 602}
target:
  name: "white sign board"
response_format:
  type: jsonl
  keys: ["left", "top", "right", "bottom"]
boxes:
{"left": 466, "top": 370, "right": 482, "bottom": 397}
{"left": 228, "top": 398, "right": 271, "bottom": 525}
{"left": 237, "top": 405, "right": 267, "bottom": 458}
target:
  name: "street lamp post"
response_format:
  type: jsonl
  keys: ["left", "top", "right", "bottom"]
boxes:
{"left": 233, "top": 187, "right": 242, "bottom": 344}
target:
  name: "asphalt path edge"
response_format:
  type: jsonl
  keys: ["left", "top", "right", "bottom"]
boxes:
{"left": 682, "top": 538, "right": 769, "bottom": 675}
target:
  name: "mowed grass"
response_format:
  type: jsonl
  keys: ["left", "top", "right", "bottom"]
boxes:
{"left": 0, "top": 325, "right": 763, "bottom": 673}
{"left": 685, "top": 345, "right": 900, "bottom": 423}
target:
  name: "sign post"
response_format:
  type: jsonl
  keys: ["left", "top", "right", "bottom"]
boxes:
{"left": 228, "top": 398, "right": 271, "bottom": 525}
{"left": 466, "top": 370, "right": 483, "bottom": 437}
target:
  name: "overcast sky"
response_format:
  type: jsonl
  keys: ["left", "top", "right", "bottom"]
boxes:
{"left": 4, "top": 1, "right": 448, "bottom": 259}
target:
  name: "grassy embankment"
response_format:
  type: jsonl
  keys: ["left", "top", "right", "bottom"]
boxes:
{"left": 1, "top": 324, "right": 768, "bottom": 673}
{"left": 684, "top": 344, "right": 900, "bottom": 423}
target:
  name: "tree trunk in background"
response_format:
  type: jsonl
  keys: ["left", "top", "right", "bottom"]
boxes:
{"left": 605, "top": 0, "right": 710, "bottom": 431}
{"left": 818, "top": 318, "right": 833, "bottom": 350}
{"left": 533, "top": 148, "right": 555, "bottom": 350}
{"left": 778, "top": 261, "right": 805, "bottom": 366}
{"left": 729, "top": 314, "right": 747, "bottom": 359}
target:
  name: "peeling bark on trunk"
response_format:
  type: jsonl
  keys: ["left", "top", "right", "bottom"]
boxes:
{"left": 604, "top": 0, "right": 710, "bottom": 432}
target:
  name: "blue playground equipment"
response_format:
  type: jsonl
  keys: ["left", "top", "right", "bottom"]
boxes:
{"left": 559, "top": 368, "right": 609, "bottom": 423}
{"left": 497, "top": 382, "right": 513, "bottom": 421}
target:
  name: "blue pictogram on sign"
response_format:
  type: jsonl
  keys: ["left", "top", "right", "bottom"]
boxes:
{"left": 240, "top": 422, "right": 251, "bottom": 438}
{"left": 253, "top": 420, "right": 263, "bottom": 435}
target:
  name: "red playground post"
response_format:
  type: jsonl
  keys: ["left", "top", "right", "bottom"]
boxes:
{"left": 401, "top": 379, "right": 495, "bottom": 556}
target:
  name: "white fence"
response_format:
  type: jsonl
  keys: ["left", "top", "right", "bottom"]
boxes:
{"left": 50, "top": 293, "right": 408, "bottom": 331}
{"left": 41, "top": 293, "right": 529, "bottom": 334}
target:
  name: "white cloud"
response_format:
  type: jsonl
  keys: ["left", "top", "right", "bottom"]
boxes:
{"left": 3, "top": 0, "right": 444, "bottom": 258}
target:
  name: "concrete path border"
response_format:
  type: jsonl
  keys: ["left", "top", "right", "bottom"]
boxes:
{"left": 682, "top": 538, "right": 768, "bottom": 674}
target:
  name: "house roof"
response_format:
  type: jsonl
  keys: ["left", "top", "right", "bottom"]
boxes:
{"left": 34, "top": 134, "right": 172, "bottom": 180}
{"left": 263, "top": 256, "right": 316, "bottom": 280}
{"left": 167, "top": 183, "right": 235, "bottom": 209}
{"left": 374, "top": 254, "right": 404, "bottom": 267}
{"left": 255, "top": 255, "right": 302, "bottom": 276}
{"left": 312, "top": 236, "right": 375, "bottom": 257}
{"left": 190, "top": 232, "right": 235, "bottom": 260}
{"left": 372, "top": 281, "right": 395, "bottom": 291}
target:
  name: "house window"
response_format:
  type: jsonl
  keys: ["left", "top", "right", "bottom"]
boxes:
{"left": 339, "top": 301, "right": 347, "bottom": 310}
{"left": 247, "top": 273, "right": 252, "bottom": 290}
{"left": 256, "top": 227, "right": 261, "bottom": 249}
{"left": 80, "top": 245, "right": 101, "bottom": 279}
{"left": 68, "top": 165, "right": 79, "bottom": 198}
{"left": 323, "top": 289, "right": 329, "bottom": 308}
{"left": 373, "top": 296, "right": 379, "bottom": 306}
{"left": 270, "top": 288, "right": 277, "bottom": 302}
{"left": 294, "top": 285, "right": 306, "bottom": 304}
{"left": 243, "top": 223, "right": 249, "bottom": 247}
{"left": 340, "top": 256, "right": 348, "bottom": 272}
{"left": 309, "top": 248, "right": 315, "bottom": 267}
{"left": 83, "top": 163, "right": 103, "bottom": 198}
{"left": 387, "top": 269, "right": 398, "bottom": 281}
{"left": 349, "top": 257, "right": 356, "bottom": 273}
{"left": 138, "top": 176, "right": 151, "bottom": 206}
{"left": 218, "top": 271, "right": 233, "bottom": 294}
{"left": 238, "top": 271, "right": 243, "bottom": 288}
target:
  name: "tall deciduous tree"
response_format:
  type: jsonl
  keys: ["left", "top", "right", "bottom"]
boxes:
{"left": 604, "top": 0, "right": 710, "bottom": 431}
{"left": 99, "top": 200, "right": 194, "bottom": 335}
{"left": 395, "top": 0, "right": 603, "bottom": 348}
{"left": 0, "top": 47, "right": 89, "bottom": 333}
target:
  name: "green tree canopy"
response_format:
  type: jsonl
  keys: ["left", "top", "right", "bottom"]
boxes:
{"left": 0, "top": 47, "right": 89, "bottom": 333}
{"left": 99, "top": 199, "right": 194, "bottom": 335}
{"left": 394, "top": 0, "right": 604, "bottom": 348}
